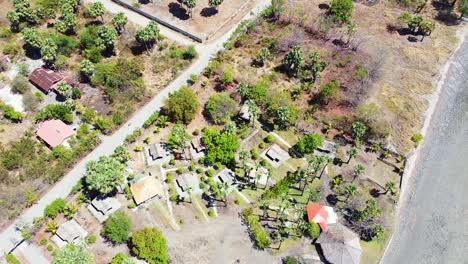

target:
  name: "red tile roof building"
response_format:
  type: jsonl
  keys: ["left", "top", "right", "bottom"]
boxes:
{"left": 307, "top": 203, "right": 329, "bottom": 230}
{"left": 29, "top": 68, "right": 63, "bottom": 93}
{"left": 36, "top": 120, "right": 75, "bottom": 148}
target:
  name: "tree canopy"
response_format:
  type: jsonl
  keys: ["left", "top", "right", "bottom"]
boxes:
{"left": 87, "top": 1, "right": 105, "bottom": 20}
{"left": 283, "top": 46, "right": 304, "bottom": 76}
{"left": 168, "top": 123, "right": 191, "bottom": 151}
{"left": 329, "top": 0, "right": 354, "bottom": 24}
{"left": 52, "top": 243, "right": 93, "bottom": 264}
{"left": 204, "top": 93, "right": 238, "bottom": 124}
{"left": 111, "top": 253, "right": 135, "bottom": 264}
{"left": 296, "top": 133, "right": 323, "bottom": 154}
{"left": 131, "top": 227, "right": 168, "bottom": 264}
{"left": 85, "top": 156, "right": 125, "bottom": 194}
{"left": 163, "top": 86, "right": 200, "bottom": 124}
{"left": 202, "top": 127, "right": 239, "bottom": 165}
{"left": 112, "top": 12, "right": 128, "bottom": 34}
{"left": 35, "top": 104, "right": 74, "bottom": 124}
{"left": 102, "top": 211, "right": 132, "bottom": 244}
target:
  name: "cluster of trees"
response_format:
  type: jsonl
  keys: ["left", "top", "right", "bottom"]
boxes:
{"left": 295, "top": 133, "right": 323, "bottom": 155}
{"left": 0, "top": 102, "right": 23, "bottom": 122}
{"left": 204, "top": 93, "right": 239, "bottom": 124}
{"left": 329, "top": 0, "right": 354, "bottom": 24}
{"left": 7, "top": 0, "right": 43, "bottom": 32}
{"left": 102, "top": 211, "right": 132, "bottom": 244}
{"left": 399, "top": 12, "right": 435, "bottom": 41}
{"left": 180, "top": 0, "right": 225, "bottom": 17}
{"left": 163, "top": 86, "right": 200, "bottom": 124}
{"left": 52, "top": 243, "right": 93, "bottom": 264}
{"left": 131, "top": 227, "right": 168, "bottom": 264}
{"left": 242, "top": 208, "right": 271, "bottom": 249}
{"left": 202, "top": 126, "right": 240, "bottom": 165}
{"left": 84, "top": 146, "right": 130, "bottom": 194}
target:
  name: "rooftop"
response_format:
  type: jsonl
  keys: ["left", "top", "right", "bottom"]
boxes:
{"left": 29, "top": 68, "right": 63, "bottom": 93}
{"left": 36, "top": 119, "right": 75, "bottom": 148}
{"left": 130, "top": 176, "right": 163, "bottom": 205}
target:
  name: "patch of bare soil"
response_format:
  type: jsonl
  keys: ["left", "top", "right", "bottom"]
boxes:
{"left": 123, "top": 0, "right": 254, "bottom": 41}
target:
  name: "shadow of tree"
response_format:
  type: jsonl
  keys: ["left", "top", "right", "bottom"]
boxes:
{"left": 200, "top": 7, "right": 218, "bottom": 17}
{"left": 168, "top": 2, "right": 189, "bottom": 21}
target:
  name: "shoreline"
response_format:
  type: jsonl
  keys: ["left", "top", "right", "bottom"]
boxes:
{"left": 380, "top": 25, "right": 468, "bottom": 263}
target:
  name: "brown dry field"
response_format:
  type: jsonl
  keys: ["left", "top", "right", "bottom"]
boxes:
{"left": 123, "top": 0, "right": 254, "bottom": 41}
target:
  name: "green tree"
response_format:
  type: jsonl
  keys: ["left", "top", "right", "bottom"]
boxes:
{"left": 52, "top": 243, "right": 93, "bottom": 264}
{"left": 346, "top": 147, "right": 358, "bottom": 163}
{"left": 131, "top": 227, "right": 168, "bottom": 264}
{"left": 352, "top": 164, "right": 364, "bottom": 182}
{"left": 237, "top": 82, "right": 249, "bottom": 99}
{"left": 55, "top": 13, "right": 77, "bottom": 34}
{"left": 22, "top": 28, "right": 43, "bottom": 50}
{"left": 7, "top": 11, "right": 20, "bottom": 31}
{"left": 329, "top": 0, "right": 354, "bottom": 24}
{"left": 41, "top": 38, "right": 58, "bottom": 67}
{"left": 35, "top": 104, "right": 73, "bottom": 124}
{"left": 384, "top": 181, "right": 397, "bottom": 196}
{"left": 204, "top": 93, "right": 238, "bottom": 124}
{"left": 318, "top": 80, "right": 339, "bottom": 105}
{"left": 459, "top": 0, "right": 468, "bottom": 18}
{"left": 181, "top": 0, "right": 197, "bottom": 18}
{"left": 296, "top": 133, "right": 323, "bottom": 155}
{"left": 309, "top": 51, "right": 325, "bottom": 83}
{"left": 420, "top": 22, "right": 435, "bottom": 41}
{"left": 344, "top": 184, "right": 358, "bottom": 201}
{"left": 111, "top": 145, "right": 131, "bottom": 164}
{"left": 163, "top": 86, "right": 200, "bottom": 124}
{"left": 351, "top": 121, "right": 367, "bottom": 142}
{"left": 44, "top": 198, "right": 66, "bottom": 218}
{"left": 246, "top": 99, "right": 260, "bottom": 126}
{"left": 79, "top": 59, "right": 95, "bottom": 79}
{"left": 135, "top": 21, "right": 160, "bottom": 51}
{"left": 373, "top": 225, "right": 385, "bottom": 240}
{"left": 63, "top": 203, "right": 78, "bottom": 219}
{"left": 96, "top": 25, "right": 118, "bottom": 53}
{"left": 208, "top": 0, "right": 223, "bottom": 10}
{"left": 307, "top": 222, "right": 321, "bottom": 239}
{"left": 111, "top": 253, "right": 135, "bottom": 264}
{"left": 168, "top": 123, "right": 191, "bottom": 151}
{"left": 85, "top": 156, "right": 125, "bottom": 194}
{"left": 87, "top": 1, "right": 105, "bottom": 21}
{"left": 256, "top": 47, "right": 272, "bottom": 67}
{"left": 56, "top": 82, "right": 72, "bottom": 98}
{"left": 359, "top": 199, "right": 382, "bottom": 222}
{"left": 283, "top": 46, "right": 304, "bottom": 76}
{"left": 112, "top": 12, "right": 128, "bottom": 34}
{"left": 102, "top": 211, "right": 132, "bottom": 244}
{"left": 202, "top": 127, "right": 239, "bottom": 165}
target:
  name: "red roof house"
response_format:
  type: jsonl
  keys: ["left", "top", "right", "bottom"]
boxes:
{"left": 306, "top": 203, "right": 336, "bottom": 231}
{"left": 29, "top": 68, "right": 63, "bottom": 93}
{"left": 36, "top": 120, "right": 75, "bottom": 148}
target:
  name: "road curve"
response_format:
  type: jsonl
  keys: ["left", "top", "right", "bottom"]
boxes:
{"left": 0, "top": 0, "right": 271, "bottom": 257}
{"left": 382, "top": 36, "right": 468, "bottom": 263}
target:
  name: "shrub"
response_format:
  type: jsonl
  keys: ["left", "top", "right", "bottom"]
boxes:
{"left": 204, "top": 93, "right": 238, "bottom": 125}
{"left": 242, "top": 209, "right": 271, "bottom": 249}
{"left": 131, "top": 227, "right": 168, "bottom": 264}
{"left": 87, "top": 235, "right": 97, "bottom": 244}
{"left": 206, "top": 168, "right": 215, "bottom": 177}
{"left": 47, "top": 244, "right": 54, "bottom": 251}
{"left": 40, "top": 238, "right": 48, "bottom": 246}
{"left": 163, "top": 86, "right": 200, "bottom": 124}
{"left": 251, "top": 148, "right": 260, "bottom": 160}
{"left": 318, "top": 80, "right": 339, "bottom": 105}
{"left": 208, "top": 209, "right": 215, "bottom": 217}
{"left": 44, "top": 198, "right": 66, "bottom": 218}
{"left": 258, "top": 142, "right": 265, "bottom": 149}
{"left": 102, "top": 211, "right": 132, "bottom": 244}
{"left": 296, "top": 133, "right": 323, "bottom": 154}
{"left": 6, "top": 254, "right": 20, "bottom": 264}
{"left": 221, "top": 68, "right": 235, "bottom": 86}
{"left": 196, "top": 167, "right": 203, "bottom": 174}
{"left": 143, "top": 112, "right": 159, "bottom": 128}
{"left": 183, "top": 45, "right": 197, "bottom": 60}
{"left": 307, "top": 222, "right": 321, "bottom": 239}
{"left": 264, "top": 135, "right": 274, "bottom": 143}
{"left": 35, "top": 104, "right": 73, "bottom": 124}
{"left": 11, "top": 75, "right": 30, "bottom": 94}
{"left": 411, "top": 133, "right": 423, "bottom": 146}
{"left": 111, "top": 253, "right": 134, "bottom": 264}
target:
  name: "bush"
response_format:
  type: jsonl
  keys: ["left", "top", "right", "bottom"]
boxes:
{"left": 206, "top": 168, "right": 215, "bottom": 177}
{"left": 264, "top": 135, "right": 274, "bottom": 143}
{"left": 307, "top": 222, "right": 321, "bottom": 239}
{"left": 221, "top": 68, "right": 235, "bottom": 86}
{"left": 40, "top": 238, "right": 48, "bottom": 246}
{"left": 296, "top": 133, "right": 323, "bottom": 154}
{"left": 143, "top": 112, "right": 159, "bottom": 128}
{"left": 6, "top": 254, "right": 20, "bottom": 264}
{"left": 183, "top": 45, "right": 197, "bottom": 60}
{"left": 251, "top": 148, "right": 260, "bottom": 160}
{"left": 163, "top": 86, "right": 200, "bottom": 124}
{"left": 258, "top": 142, "right": 265, "bottom": 149}
{"left": 102, "top": 211, "right": 132, "bottom": 244}
{"left": 411, "top": 133, "right": 423, "bottom": 146}
{"left": 204, "top": 93, "right": 238, "bottom": 125}
{"left": 47, "top": 244, "right": 54, "bottom": 251}
{"left": 111, "top": 253, "right": 133, "bottom": 264}
{"left": 208, "top": 209, "right": 215, "bottom": 217}
{"left": 35, "top": 104, "right": 73, "bottom": 124}
{"left": 11, "top": 75, "right": 30, "bottom": 94}
{"left": 319, "top": 80, "right": 339, "bottom": 105}
{"left": 131, "top": 227, "right": 168, "bottom": 264}
{"left": 242, "top": 209, "right": 271, "bottom": 249}
{"left": 196, "top": 167, "right": 203, "bottom": 174}
{"left": 44, "top": 198, "right": 66, "bottom": 218}
{"left": 87, "top": 235, "right": 97, "bottom": 244}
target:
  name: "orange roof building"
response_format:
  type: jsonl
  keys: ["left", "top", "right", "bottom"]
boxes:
{"left": 306, "top": 203, "right": 337, "bottom": 231}
{"left": 36, "top": 120, "right": 75, "bottom": 148}
{"left": 29, "top": 68, "right": 63, "bottom": 93}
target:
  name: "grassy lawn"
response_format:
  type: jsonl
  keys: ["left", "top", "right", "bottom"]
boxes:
{"left": 240, "top": 188, "right": 264, "bottom": 202}
{"left": 191, "top": 195, "right": 210, "bottom": 221}
{"left": 275, "top": 129, "right": 300, "bottom": 147}
{"left": 360, "top": 236, "right": 389, "bottom": 264}
{"left": 152, "top": 202, "right": 180, "bottom": 230}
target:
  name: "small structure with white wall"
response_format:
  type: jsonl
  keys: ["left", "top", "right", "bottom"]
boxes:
{"left": 87, "top": 196, "right": 122, "bottom": 223}
{"left": 261, "top": 144, "right": 290, "bottom": 168}
{"left": 51, "top": 219, "right": 88, "bottom": 248}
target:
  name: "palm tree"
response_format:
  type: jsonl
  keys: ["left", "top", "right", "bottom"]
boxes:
{"left": 352, "top": 164, "right": 365, "bottom": 183}
{"left": 45, "top": 221, "right": 59, "bottom": 234}
{"left": 306, "top": 188, "right": 320, "bottom": 204}
{"left": 384, "top": 181, "right": 397, "bottom": 196}
{"left": 261, "top": 200, "right": 270, "bottom": 219}
{"left": 331, "top": 175, "right": 344, "bottom": 189}
{"left": 347, "top": 147, "right": 358, "bottom": 163}
{"left": 344, "top": 184, "right": 358, "bottom": 201}
{"left": 246, "top": 100, "right": 260, "bottom": 127}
